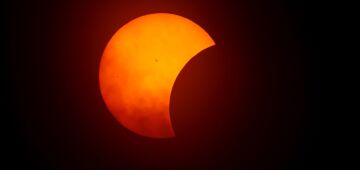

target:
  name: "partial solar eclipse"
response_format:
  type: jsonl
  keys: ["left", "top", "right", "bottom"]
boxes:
{"left": 99, "top": 13, "right": 215, "bottom": 138}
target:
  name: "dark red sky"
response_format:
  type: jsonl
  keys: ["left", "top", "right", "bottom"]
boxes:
{"left": 6, "top": 0, "right": 319, "bottom": 169}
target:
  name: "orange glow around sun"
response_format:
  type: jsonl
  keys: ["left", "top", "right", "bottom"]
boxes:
{"left": 99, "top": 13, "right": 215, "bottom": 138}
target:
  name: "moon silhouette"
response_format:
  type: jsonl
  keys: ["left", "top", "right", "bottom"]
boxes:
{"left": 99, "top": 13, "right": 215, "bottom": 138}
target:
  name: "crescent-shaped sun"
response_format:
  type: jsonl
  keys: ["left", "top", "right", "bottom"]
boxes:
{"left": 99, "top": 13, "right": 215, "bottom": 138}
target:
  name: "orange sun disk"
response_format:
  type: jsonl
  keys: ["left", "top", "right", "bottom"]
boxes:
{"left": 99, "top": 13, "right": 215, "bottom": 138}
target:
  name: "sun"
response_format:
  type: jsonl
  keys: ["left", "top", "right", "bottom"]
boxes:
{"left": 99, "top": 13, "right": 215, "bottom": 138}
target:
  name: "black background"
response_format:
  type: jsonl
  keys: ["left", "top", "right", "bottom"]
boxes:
{"left": 6, "top": 0, "right": 318, "bottom": 169}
